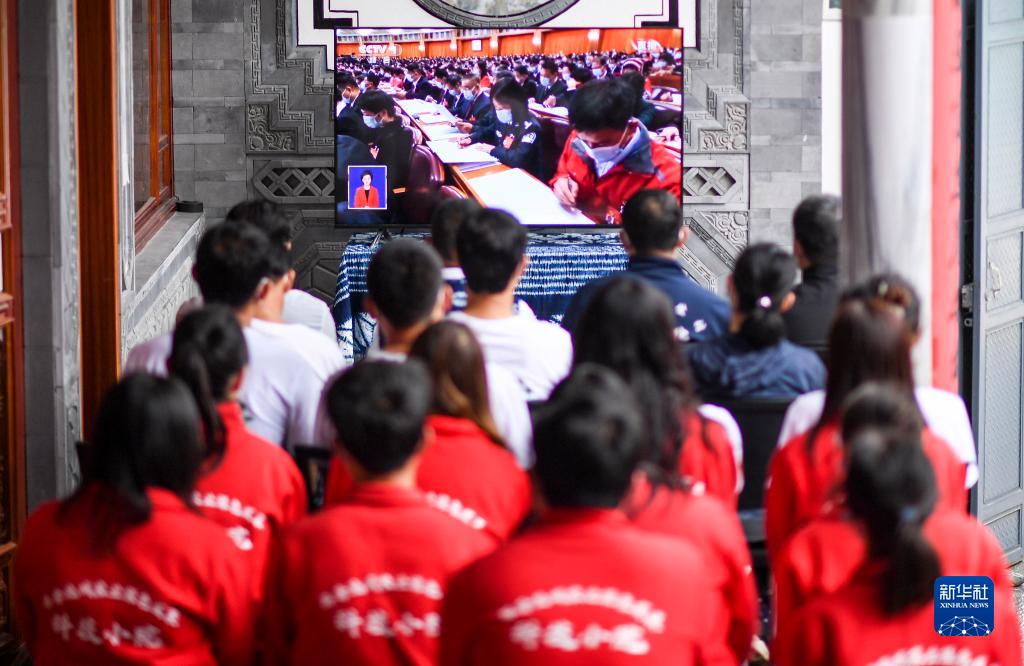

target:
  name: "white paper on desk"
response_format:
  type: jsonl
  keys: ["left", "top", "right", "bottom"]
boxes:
{"left": 467, "top": 168, "right": 594, "bottom": 227}
{"left": 396, "top": 99, "right": 440, "bottom": 115}
{"left": 427, "top": 140, "right": 500, "bottom": 165}
{"left": 423, "top": 123, "right": 462, "bottom": 140}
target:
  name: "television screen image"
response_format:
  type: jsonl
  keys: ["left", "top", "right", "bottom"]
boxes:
{"left": 333, "top": 27, "right": 682, "bottom": 229}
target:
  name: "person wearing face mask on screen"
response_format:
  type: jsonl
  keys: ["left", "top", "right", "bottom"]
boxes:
{"left": 535, "top": 59, "right": 569, "bottom": 108}
{"left": 551, "top": 77, "right": 682, "bottom": 224}
{"left": 454, "top": 74, "right": 494, "bottom": 137}
{"left": 458, "top": 77, "right": 543, "bottom": 179}
{"left": 358, "top": 91, "right": 414, "bottom": 208}
{"left": 335, "top": 74, "right": 370, "bottom": 143}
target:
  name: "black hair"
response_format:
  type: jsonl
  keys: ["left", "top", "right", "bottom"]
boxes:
{"left": 325, "top": 361, "right": 432, "bottom": 476}
{"left": 491, "top": 76, "right": 529, "bottom": 117}
{"left": 336, "top": 73, "right": 359, "bottom": 90}
{"left": 226, "top": 198, "right": 292, "bottom": 249}
{"left": 168, "top": 305, "right": 248, "bottom": 466}
{"left": 659, "top": 52, "right": 676, "bottom": 66}
{"left": 456, "top": 208, "right": 528, "bottom": 294}
{"left": 841, "top": 382, "right": 924, "bottom": 445}
{"left": 844, "top": 273, "right": 922, "bottom": 335}
{"left": 622, "top": 189, "right": 683, "bottom": 254}
{"left": 357, "top": 89, "right": 396, "bottom": 116}
{"left": 845, "top": 425, "right": 940, "bottom": 616}
{"left": 366, "top": 238, "right": 444, "bottom": 330}
{"left": 569, "top": 77, "right": 634, "bottom": 132}
{"left": 430, "top": 198, "right": 482, "bottom": 264}
{"left": 409, "top": 65, "right": 423, "bottom": 75}
{"left": 365, "top": 72, "right": 381, "bottom": 86}
{"left": 793, "top": 195, "right": 841, "bottom": 267}
{"left": 619, "top": 70, "right": 646, "bottom": 112}
{"left": 571, "top": 67, "right": 595, "bottom": 86}
{"left": 731, "top": 243, "right": 798, "bottom": 349}
{"left": 573, "top": 276, "right": 706, "bottom": 486}
{"left": 61, "top": 374, "right": 204, "bottom": 552}
{"left": 360, "top": 169, "right": 373, "bottom": 181}
{"left": 194, "top": 222, "right": 274, "bottom": 308}
{"left": 513, "top": 64, "right": 530, "bottom": 76}
{"left": 445, "top": 75, "right": 461, "bottom": 88}
{"left": 532, "top": 365, "right": 644, "bottom": 508}
{"left": 540, "top": 59, "right": 558, "bottom": 75}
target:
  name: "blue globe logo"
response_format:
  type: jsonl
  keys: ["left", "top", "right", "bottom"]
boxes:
{"left": 937, "top": 616, "right": 992, "bottom": 637}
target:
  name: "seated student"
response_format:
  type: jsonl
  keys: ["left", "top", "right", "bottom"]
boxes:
{"left": 448, "top": 209, "right": 573, "bottom": 401}
{"left": 359, "top": 90, "right": 414, "bottom": 203}
{"left": 620, "top": 70, "right": 658, "bottom": 129}
{"left": 562, "top": 189, "right": 730, "bottom": 342}
{"left": 263, "top": 362, "right": 497, "bottom": 665}
{"left": 439, "top": 366, "right": 735, "bottom": 665}
{"left": 405, "top": 65, "right": 440, "bottom": 101}
{"left": 512, "top": 64, "right": 538, "bottom": 101}
{"left": 226, "top": 199, "right": 337, "bottom": 341}
{"left": 551, "top": 77, "right": 681, "bottom": 224}
{"left": 565, "top": 65, "right": 595, "bottom": 103}
{"left": 363, "top": 72, "right": 380, "bottom": 93}
{"left": 778, "top": 272, "right": 979, "bottom": 486}
{"left": 590, "top": 55, "right": 611, "bottom": 80}
{"left": 168, "top": 305, "right": 306, "bottom": 572}
{"left": 430, "top": 198, "right": 482, "bottom": 312}
{"left": 765, "top": 297, "right": 968, "bottom": 562}
{"left": 454, "top": 75, "right": 493, "bottom": 134}
{"left": 781, "top": 195, "right": 841, "bottom": 348}
{"left": 442, "top": 74, "right": 462, "bottom": 110}
{"left": 773, "top": 423, "right": 1021, "bottom": 666}
{"left": 335, "top": 73, "right": 370, "bottom": 143}
{"left": 688, "top": 244, "right": 825, "bottom": 399}
{"left": 125, "top": 222, "right": 346, "bottom": 448}
{"left": 14, "top": 375, "right": 255, "bottom": 665}
{"left": 459, "top": 78, "right": 543, "bottom": 179}
{"left": 535, "top": 59, "right": 569, "bottom": 107}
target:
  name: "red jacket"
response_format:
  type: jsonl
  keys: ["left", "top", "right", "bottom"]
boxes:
{"left": 550, "top": 124, "right": 682, "bottom": 224}
{"left": 263, "top": 483, "right": 496, "bottom": 665}
{"left": 765, "top": 422, "right": 967, "bottom": 561}
{"left": 14, "top": 486, "right": 256, "bottom": 665}
{"left": 325, "top": 415, "right": 532, "bottom": 541}
{"left": 626, "top": 479, "right": 758, "bottom": 663}
{"left": 677, "top": 411, "right": 740, "bottom": 508}
{"left": 773, "top": 512, "right": 1020, "bottom": 665}
{"left": 439, "top": 508, "right": 736, "bottom": 665}
{"left": 353, "top": 185, "right": 381, "bottom": 209}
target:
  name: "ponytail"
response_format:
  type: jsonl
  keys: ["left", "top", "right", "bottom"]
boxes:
{"left": 731, "top": 244, "right": 797, "bottom": 349}
{"left": 168, "top": 305, "right": 248, "bottom": 466}
{"left": 845, "top": 428, "right": 940, "bottom": 615}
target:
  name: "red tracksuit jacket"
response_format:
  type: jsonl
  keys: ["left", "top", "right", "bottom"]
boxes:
{"left": 677, "top": 411, "right": 740, "bottom": 508}
{"left": 625, "top": 479, "right": 758, "bottom": 663}
{"left": 193, "top": 402, "right": 307, "bottom": 580}
{"left": 14, "top": 486, "right": 256, "bottom": 665}
{"left": 263, "top": 483, "right": 498, "bottom": 665}
{"left": 439, "top": 508, "right": 736, "bottom": 665}
{"left": 773, "top": 512, "right": 1021, "bottom": 666}
{"left": 765, "top": 422, "right": 967, "bottom": 561}
{"left": 773, "top": 509, "right": 1012, "bottom": 642}
{"left": 325, "top": 415, "right": 532, "bottom": 540}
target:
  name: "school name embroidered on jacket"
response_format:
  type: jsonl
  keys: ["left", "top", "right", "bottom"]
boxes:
{"left": 192, "top": 491, "right": 267, "bottom": 530}
{"left": 42, "top": 580, "right": 182, "bottom": 628}
{"left": 318, "top": 573, "right": 445, "bottom": 610}
{"left": 318, "top": 574, "right": 445, "bottom": 640}
{"left": 868, "top": 646, "right": 996, "bottom": 666}
{"left": 50, "top": 613, "right": 166, "bottom": 650}
{"left": 424, "top": 491, "right": 487, "bottom": 531}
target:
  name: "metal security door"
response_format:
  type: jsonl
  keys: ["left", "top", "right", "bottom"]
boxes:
{"left": 972, "top": 0, "right": 1024, "bottom": 564}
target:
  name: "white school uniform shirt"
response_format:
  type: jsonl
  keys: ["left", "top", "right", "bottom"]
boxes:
{"left": 777, "top": 387, "right": 978, "bottom": 488}
{"left": 283, "top": 290, "right": 337, "bottom": 342}
{"left": 447, "top": 305, "right": 573, "bottom": 402}
{"left": 123, "top": 319, "right": 348, "bottom": 449}
{"left": 698, "top": 403, "right": 745, "bottom": 493}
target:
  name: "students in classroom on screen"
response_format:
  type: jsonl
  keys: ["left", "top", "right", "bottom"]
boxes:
{"left": 447, "top": 209, "right": 573, "bottom": 402}
{"left": 439, "top": 366, "right": 734, "bottom": 665}
{"left": 124, "top": 221, "right": 346, "bottom": 449}
{"left": 263, "top": 361, "right": 497, "bottom": 666}
{"left": 459, "top": 77, "right": 544, "bottom": 179}
{"left": 352, "top": 170, "right": 382, "bottom": 209}
{"left": 687, "top": 243, "right": 826, "bottom": 400}
{"left": 14, "top": 375, "right": 257, "bottom": 665}
{"left": 773, "top": 412, "right": 1022, "bottom": 666}
{"left": 561, "top": 189, "right": 730, "bottom": 342}
{"left": 552, "top": 77, "right": 682, "bottom": 224}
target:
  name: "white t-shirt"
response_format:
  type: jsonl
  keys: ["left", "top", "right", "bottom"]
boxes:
{"left": 698, "top": 403, "right": 745, "bottom": 493}
{"left": 447, "top": 308, "right": 573, "bottom": 402}
{"left": 283, "top": 289, "right": 337, "bottom": 342}
{"left": 777, "top": 387, "right": 978, "bottom": 488}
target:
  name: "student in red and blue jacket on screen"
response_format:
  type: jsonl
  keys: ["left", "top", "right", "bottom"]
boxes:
{"left": 440, "top": 366, "right": 735, "bottom": 665}
{"left": 14, "top": 375, "right": 256, "bottom": 665}
{"left": 263, "top": 361, "right": 496, "bottom": 666}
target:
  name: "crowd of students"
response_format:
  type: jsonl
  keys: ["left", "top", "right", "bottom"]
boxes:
{"left": 12, "top": 191, "right": 1020, "bottom": 665}
{"left": 335, "top": 48, "right": 682, "bottom": 224}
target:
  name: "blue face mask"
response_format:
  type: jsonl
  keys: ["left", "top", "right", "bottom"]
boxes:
{"left": 495, "top": 108, "right": 514, "bottom": 125}
{"left": 539, "top": 76, "right": 552, "bottom": 87}
{"left": 462, "top": 89, "right": 476, "bottom": 101}
{"left": 363, "top": 115, "right": 381, "bottom": 129}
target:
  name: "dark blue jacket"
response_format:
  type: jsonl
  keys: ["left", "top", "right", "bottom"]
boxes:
{"left": 455, "top": 93, "right": 492, "bottom": 124}
{"left": 687, "top": 333, "right": 826, "bottom": 400}
{"left": 561, "top": 256, "right": 731, "bottom": 342}
{"left": 483, "top": 113, "right": 544, "bottom": 179}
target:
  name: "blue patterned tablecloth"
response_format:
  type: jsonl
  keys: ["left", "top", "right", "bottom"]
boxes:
{"left": 333, "top": 232, "right": 628, "bottom": 362}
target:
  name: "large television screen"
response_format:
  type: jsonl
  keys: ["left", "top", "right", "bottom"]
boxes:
{"left": 334, "top": 28, "right": 682, "bottom": 228}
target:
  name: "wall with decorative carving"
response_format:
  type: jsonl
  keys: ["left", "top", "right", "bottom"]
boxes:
{"left": 684, "top": 0, "right": 822, "bottom": 290}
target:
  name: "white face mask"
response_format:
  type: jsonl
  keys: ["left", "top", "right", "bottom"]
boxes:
{"left": 495, "top": 108, "right": 514, "bottom": 125}
{"left": 539, "top": 76, "right": 552, "bottom": 87}
{"left": 363, "top": 114, "right": 382, "bottom": 129}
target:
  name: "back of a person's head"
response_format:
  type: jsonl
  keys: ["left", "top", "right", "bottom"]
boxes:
{"left": 456, "top": 209, "right": 528, "bottom": 294}
{"left": 325, "top": 361, "right": 432, "bottom": 476}
{"left": 731, "top": 243, "right": 798, "bottom": 349}
{"left": 844, "top": 273, "right": 922, "bottom": 336}
{"left": 168, "top": 305, "right": 248, "bottom": 461}
{"left": 409, "top": 321, "right": 504, "bottom": 446}
{"left": 430, "top": 198, "right": 482, "bottom": 264}
{"left": 569, "top": 77, "right": 633, "bottom": 132}
{"left": 226, "top": 199, "right": 292, "bottom": 249}
{"left": 622, "top": 189, "right": 683, "bottom": 255}
{"left": 792, "top": 195, "right": 840, "bottom": 268}
{"left": 822, "top": 297, "right": 915, "bottom": 423}
{"left": 533, "top": 365, "right": 644, "bottom": 509}
{"left": 194, "top": 222, "right": 274, "bottom": 308}
{"left": 618, "top": 70, "right": 646, "bottom": 100}
{"left": 841, "top": 382, "right": 924, "bottom": 444}
{"left": 845, "top": 426, "right": 939, "bottom": 615}
{"left": 367, "top": 239, "right": 444, "bottom": 330}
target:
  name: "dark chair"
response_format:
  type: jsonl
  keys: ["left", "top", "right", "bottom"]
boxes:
{"left": 292, "top": 445, "right": 334, "bottom": 513}
{"left": 537, "top": 116, "right": 571, "bottom": 183}
{"left": 439, "top": 184, "right": 467, "bottom": 200}
{"left": 401, "top": 145, "right": 444, "bottom": 224}
{"left": 648, "top": 104, "right": 681, "bottom": 132}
